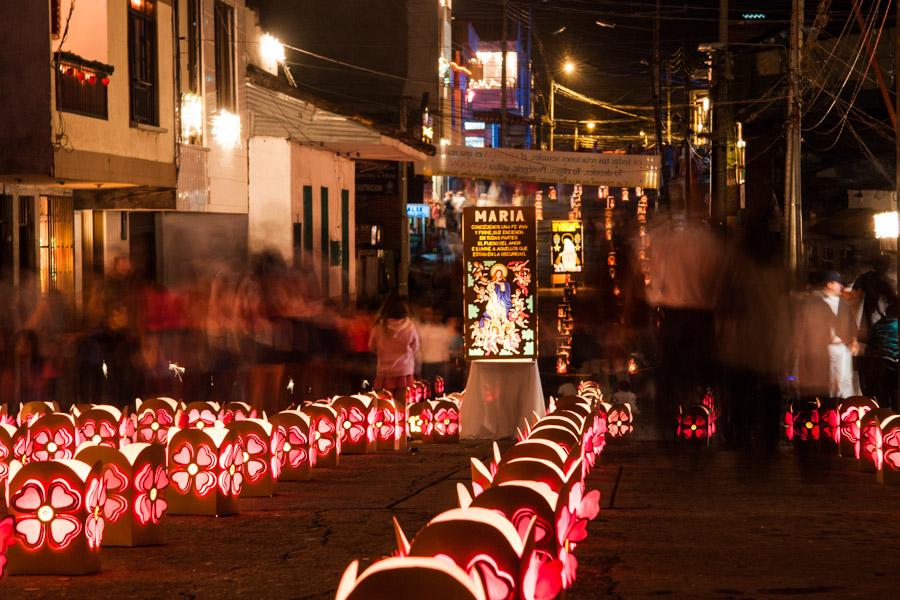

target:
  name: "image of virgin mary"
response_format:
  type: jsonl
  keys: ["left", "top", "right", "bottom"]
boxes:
{"left": 481, "top": 263, "right": 512, "bottom": 325}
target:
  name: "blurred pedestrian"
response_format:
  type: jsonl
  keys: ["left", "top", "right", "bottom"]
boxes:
{"left": 865, "top": 302, "right": 898, "bottom": 410}
{"left": 853, "top": 256, "right": 897, "bottom": 397}
{"left": 370, "top": 297, "right": 419, "bottom": 407}
{"left": 417, "top": 308, "right": 454, "bottom": 384}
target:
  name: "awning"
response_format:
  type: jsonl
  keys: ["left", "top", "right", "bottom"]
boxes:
{"left": 324, "top": 135, "right": 428, "bottom": 163}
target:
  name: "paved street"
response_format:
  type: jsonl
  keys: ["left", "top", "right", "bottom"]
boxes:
{"left": 4, "top": 440, "right": 899, "bottom": 598}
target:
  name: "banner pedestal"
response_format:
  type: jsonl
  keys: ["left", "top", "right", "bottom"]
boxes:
{"left": 461, "top": 360, "right": 545, "bottom": 440}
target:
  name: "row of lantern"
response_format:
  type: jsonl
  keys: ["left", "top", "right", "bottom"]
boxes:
{"left": 556, "top": 282, "right": 576, "bottom": 375}
{"left": 0, "top": 382, "right": 457, "bottom": 576}
{"left": 784, "top": 396, "right": 900, "bottom": 484}
{"left": 676, "top": 389, "right": 719, "bottom": 443}
{"left": 335, "top": 381, "right": 609, "bottom": 600}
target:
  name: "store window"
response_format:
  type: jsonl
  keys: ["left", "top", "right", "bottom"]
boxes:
{"left": 128, "top": 0, "right": 158, "bottom": 125}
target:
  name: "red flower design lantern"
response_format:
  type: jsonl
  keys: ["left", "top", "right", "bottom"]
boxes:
{"left": 407, "top": 402, "right": 431, "bottom": 442}
{"left": 427, "top": 399, "right": 460, "bottom": 444}
{"left": 819, "top": 398, "right": 841, "bottom": 446}
{"left": 859, "top": 409, "right": 894, "bottom": 474}
{"left": 0, "top": 424, "right": 15, "bottom": 505}
{"left": 227, "top": 418, "right": 278, "bottom": 497}
{"left": 335, "top": 557, "right": 490, "bottom": 600}
{"left": 272, "top": 410, "right": 314, "bottom": 480}
{"left": 178, "top": 401, "right": 221, "bottom": 431}
{"left": 76, "top": 406, "right": 123, "bottom": 448}
{"left": 0, "top": 515, "right": 12, "bottom": 577}
{"left": 878, "top": 415, "right": 900, "bottom": 485}
{"left": 607, "top": 402, "right": 634, "bottom": 439}
{"left": 301, "top": 404, "right": 341, "bottom": 468}
{"left": 838, "top": 397, "right": 879, "bottom": 458}
{"left": 677, "top": 405, "right": 713, "bottom": 443}
{"left": 166, "top": 427, "right": 243, "bottom": 516}
{"left": 5, "top": 459, "right": 105, "bottom": 574}
{"left": 0, "top": 404, "right": 16, "bottom": 427}
{"left": 219, "top": 401, "right": 258, "bottom": 425}
{"left": 135, "top": 397, "right": 180, "bottom": 445}
{"left": 75, "top": 442, "right": 168, "bottom": 546}
{"left": 434, "top": 376, "right": 446, "bottom": 397}
{"left": 17, "top": 401, "right": 58, "bottom": 427}
{"left": 29, "top": 413, "right": 77, "bottom": 462}
{"left": 373, "top": 396, "right": 400, "bottom": 452}
{"left": 331, "top": 395, "right": 377, "bottom": 455}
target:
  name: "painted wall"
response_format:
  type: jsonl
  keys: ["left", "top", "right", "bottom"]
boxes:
{"left": 248, "top": 137, "right": 292, "bottom": 259}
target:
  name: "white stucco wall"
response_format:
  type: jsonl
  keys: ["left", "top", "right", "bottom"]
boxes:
{"left": 248, "top": 137, "right": 292, "bottom": 259}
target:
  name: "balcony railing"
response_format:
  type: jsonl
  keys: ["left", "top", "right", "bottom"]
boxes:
{"left": 56, "top": 61, "right": 110, "bottom": 119}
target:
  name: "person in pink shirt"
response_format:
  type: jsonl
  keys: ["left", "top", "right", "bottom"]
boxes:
{"left": 369, "top": 297, "right": 420, "bottom": 406}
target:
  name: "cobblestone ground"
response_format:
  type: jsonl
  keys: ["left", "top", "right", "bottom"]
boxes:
{"left": 3, "top": 440, "right": 898, "bottom": 598}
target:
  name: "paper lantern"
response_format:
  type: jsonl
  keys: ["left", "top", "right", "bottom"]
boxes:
{"left": 17, "top": 401, "right": 58, "bottom": 427}
{"left": 428, "top": 399, "right": 460, "bottom": 444}
{"left": 395, "top": 507, "right": 550, "bottom": 600}
{"left": 335, "top": 557, "right": 488, "bottom": 600}
{"left": 178, "top": 401, "right": 222, "bottom": 431}
{"left": 5, "top": 459, "right": 105, "bottom": 574}
{"left": 819, "top": 397, "right": 841, "bottom": 446}
{"left": 498, "top": 439, "right": 575, "bottom": 473}
{"left": 10, "top": 424, "right": 31, "bottom": 465}
{"left": 0, "top": 424, "right": 15, "bottom": 505}
{"left": 838, "top": 397, "right": 879, "bottom": 458}
{"left": 878, "top": 415, "right": 900, "bottom": 485}
{"left": 373, "top": 396, "right": 400, "bottom": 451}
{"left": 407, "top": 402, "right": 431, "bottom": 442}
{"left": 301, "top": 404, "right": 341, "bottom": 468}
{"left": 135, "top": 397, "right": 180, "bottom": 445}
{"left": 0, "top": 404, "right": 15, "bottom": 427}
{"left": 434, "top": 376, "right": 446, "bottom": 397}
{"left": 166, "top": 427, "right": 243, "bottom": 516}
{"left": 533, "top": 414, "right": 585, "bottom": 439}
{"left": 527, "top": 425, "right": 582, "bottom": 458}
{"left": 219, "top": 401, "right": 257, "bottom": 425}
{"left": 271, "top": 410, "right": 313, "bottom": 480}
{"left": 494, "top": 457, "right": 583, "bottom": 494}
{"left": 227, "top": 418, "right": 278, "bottom": 497}
{"left": 606, "top": 403, "right": 633, "bottom": 439}
{"left": 676, "top": 405, "right": 713, "bottom": 443}
{"left": 76, "top": 406, "right": 123, "bottom": 448}
{"left": 331, "top": 395, "right": 376, "bottom": 454}
{"left": 74, "top": 443, "right": 168, "bottom": 546}
{"left": 29, "top": 413, "right": 77, "bottom": 462}
{"left": 859, "top": 409, "right": 895, "bottom": 473}
{"left": 0, "top": 515, "right": 12, "bottom": 576}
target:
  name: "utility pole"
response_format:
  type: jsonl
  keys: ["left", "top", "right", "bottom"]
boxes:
{"left": 711, "top": 0, "right": 729, "bottom": 234}
{"left": 500, "top": 0, "right": 508, "bottom": 148}
{"left": 784, "top": 0, "right": 804, "bottom": 277}
{"left": 652, "top": 0, "right": 667, "bottom": 210}
{"left": 550, "top": 83, "right": 555, "bottom": 150}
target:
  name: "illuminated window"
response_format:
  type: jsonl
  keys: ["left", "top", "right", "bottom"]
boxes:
{"left": 37, "top": 196, "right": 74, "bottom": 296}
{"left": 473, "top": 50, "right": 517, "bottom": 90}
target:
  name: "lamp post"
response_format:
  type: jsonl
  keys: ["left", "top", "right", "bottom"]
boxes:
{"left": 550, "top": 60, "right": 577, "bottom": 151}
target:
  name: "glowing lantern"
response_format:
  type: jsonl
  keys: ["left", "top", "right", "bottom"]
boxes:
{"left": 434, "top": 376, "right": 446, "bottom": 397}
{"left": 859, "top": 409, "right": 894, "bottom": 474}
{"left": 499, "top": 439, "right": 576, "bottom": 474}
{"left": 394, "top": 507, "right": 549, "bottom": 600}
{"left": 527, "top": 425, "right": 582, "bottom": 458}
{"left": 606, "top": 403, "right": 634, "bottom": 439}
{"left": 677, "top": 405, "right": 713, "bottom": 443}
{"left": 226, "top": 418, "right": 278, "bottom": 497}
{"left": 407, "top": 402, "right": 431, "bottom": 442}
{"left": 0, "top": 424, "right": 15, "bottom": 505}
{"left": 878, "top": 415, "right": 900, "bottom": 485}
{"left": 5, "top": 459, "right": 105, "bottom": 574}
{"left": 166, "top": 427, "right": 243, "bottom": 516}
{"left": 300, "top": 404, "right": 341, "bottom": 468}
{"left": 219, "top": 401, "right": 257, "bottom": 425}
{"left": 178, "top": 401, "right": 221, "bottom": 431}
{"left": 74, "top": 443, "right": 168, "bottom": 546}
{"left": 494, "top": 457, "right": 583, "bottom": 495}
{"left": 335, "top": 557, "right": 489, "bottom": 600}
{"left": 331, "top": 395, "right": 377, "bottom": 454}
{"left": 0, "top": 404, "right": 15, "bottom": 426}
{"left": 76, "top": 407, "right": 123, "bottom": 448}
{"left": 0, "top": 515, "right": 12, "bottom": 577}
{"left": 29, "top": 413, "right": 77, "bottom": 462}
{"left": 134, "top": 397, "right": 180, "bottom": 445}
{"left": 838, "top": 397, "right": 879, "bottom": 458}
{"left": 428, "top": 399, "right": 460, "bottom": 444}
{"left": 18, "top": 401, "right": 58, "bottom": 427}
{"left": 817, "top": 398, "right": 840, "bottom": 447}
{"left": 271, "top": 410, "right": 313, "bottom": 480}
{"left": 372, "top": 396, "right": 400, "bottom": 451}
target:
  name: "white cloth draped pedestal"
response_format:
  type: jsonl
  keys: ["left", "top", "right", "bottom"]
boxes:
{"left": 460, "top": 360, "right": 546, "bottom": 440}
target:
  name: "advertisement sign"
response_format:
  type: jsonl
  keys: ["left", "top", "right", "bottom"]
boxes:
{"left": 406, "top": 203, "right": 431, "bottom": 219}
{"left": 551, "top": 220, "right": 584, "bottom": 273}
{"left": 463, "top": 206, "right": 537, "bottom": 360}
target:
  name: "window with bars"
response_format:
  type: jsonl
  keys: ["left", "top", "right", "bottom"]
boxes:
{"left": 128, "top": 0, "right": 158, "bottom": 125}
{"left": 214, "top": 1, "right": 236, "bottom": 112}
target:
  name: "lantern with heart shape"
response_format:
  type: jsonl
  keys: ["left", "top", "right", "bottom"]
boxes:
{"left": 498, "top": 439, "right": 576, "bottom": 474}
{"left": 859, "top": 409, "right": 895, "bottom": 474}
{"left": 226, "top": 418, "right": 278, "bottom": 497}
{"left": 677, "top": 405, "right": 713, "bottom": 443}
{"left": 219, "top": 402, "right": 258, "bottom": 426}
{"left": 331, "top": 395, "right": 377, "bottom": 454}
{"left": 166, "top": 427, "right": 243, "bottom": 516}
{"left": 178, "top": 401, "right": 221, "bottom": 431}
{"left": 819, "top": 397, "right": 841, "bottom": 447}
{"left": 407, "top": 401, "right": 432, "bottom": 442}
{"left": 0, "top": 424, "right": 15, "bottom": 505}
{"left": 791, "top": 399, "right": 821, "bottom": 442}
{"left": 300, "top": 404, "right": 341, "bottom": 468}
{"left": 5, "top": 458, "right": 105, "bottom": 574}
{"left": 29, "top": 413, "right": 77, "bottom": 462}
{"left": 17, "top": 401, "right": 58, "bottom": 427}
{"left": 607, "top": 403, "right": 634, "bottom": 439}
{"left": 134, "top": 397, "right": 181, "bottom": 445}
{"left": 494, "top": 457, "right": 584, "bottom": 497}
{"left": 878, "top": 415, "right": 900, "bottom": 485}
{"left": 76, "top": 406, "right": 123, "bottom": 448}
{"left": 74, "top": 443, "right": 168, "bottom": 546}
{"left": 0, "top": 404, "right": 16, "bottom": 426}
{"left": 335, "top": 557, "right": 489, "bottom": 600}
{"left": 0, "top": 515, "right": 12, "bottom": 576}
{"left": 428, "top": 399, "right": 460, "bottom": 444}
{"left": 838, "top": 397, "right": 879, "bottom": 458}
{"left": 394, "top": 507, "right": 548, "bottom": 600}
{"left": 372, "top": 395, "right": 400, "bottom": 451}
{"left": 271, "top": 410, "right": 313, "bottom": 480}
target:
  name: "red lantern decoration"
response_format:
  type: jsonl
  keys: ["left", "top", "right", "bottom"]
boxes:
{"left": 29, "top": 413, "right": 77, "bottom": 462}
{"left": 5, "top": 459, "right": 105, "bottom": 574}
{"left": 428, "top": 399, "right": 460, "bottom": 444}
{"left": 677, "top": 405, "right": 713, "bottom": 443}
{"left": 0, "top": 404, "right": 16, "bottom": 427}
{"left": 135, "top": 397, "right": 180, "bottom": 445}
{"left": 219, "top": 401, "right": 257, "bottom": 425}
{"left": 407, "top": 402, "right": 430, "bottom": 442}
{"left": 166, "top": 427, "right": 243, "bottom": 516}
{"left": 335, "top": 557, "right": 490, "bottom": 600}
{"left": 271, "top": 410, "right": 313, "bottom": 480}
{"left": 878, "top": 415, "right": 900, "bottom": 485}
{"left": 226, "top": 418, "right": 278, "bottom": 497}
{"left": 838, "top": 397, "right": 879, "bottom": 458}
{"left": 18, "top": 401, "right": 58, "bottom": 427}
{"left": 0, "top": 515, "right": 12, "bottom": 577}
{"left": 372, "top": 396, "right": 400, "bottom": 451}
{"left": 819, "top": 397, "right": 841, "bottom": 446}
{"left": 0, "top": 424, "right": 15, "bottom": 505}
{"left": 178, "top": 401, "right": 221, "bottom": 431}
{"left": 331, "top": 395, "right": 377, "bottom": 454}
{"left": 860, "top": 409, "right": 894, "bottom": 474}
{"left": 101, "top": 76, "right": 110, "bottom": 86}
{"left": 76, "top": 407, "right": 122, "bottom": 448}
{"left": 76, "top": 69, "right": 85, "bottom": 82}
{"left": 300, "top": 404, "right": 341, "bottom": 468}
{"left": 606, "top": 402, "right": 634, "bottom": 439}
{"left": 75, "top": 443, "right": 168, "bottom": 546}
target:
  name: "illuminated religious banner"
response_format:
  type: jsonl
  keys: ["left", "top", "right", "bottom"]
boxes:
{"left": 551, "top": 220, "right": 584, "bottom": 273}
{"left": 419, "top": 146, "right": 660, "bottom": 189}
{"left": 463, "top": 206, "right": 537, "bottom": 360}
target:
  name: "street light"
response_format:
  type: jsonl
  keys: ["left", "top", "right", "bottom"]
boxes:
{"left": 563, "top": 60, "right": 576, "bottom": 75}
{"left": 874, "top": 211, "right": 899, "bottom": 239}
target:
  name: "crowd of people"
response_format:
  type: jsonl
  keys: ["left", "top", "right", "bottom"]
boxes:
{"left": 0, "top": 251, "right": 464, "bottom": 417}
